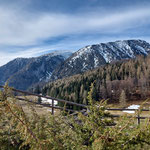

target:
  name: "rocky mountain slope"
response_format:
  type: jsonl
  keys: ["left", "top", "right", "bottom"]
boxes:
{"left": 0, "top": 58, "right": 33, "bottom": 85}
{"left": 51, "top": 40, "right": 150, "bottom": 80}
{"left": 1, "top": 39, "right": 150, "bottom": 90}
{"left": 0, "top": 52, "right": 72, "bottom": 90}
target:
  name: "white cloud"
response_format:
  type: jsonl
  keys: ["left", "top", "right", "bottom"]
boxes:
{"left": 0, "top": 47, "right": 56, "bottom": 66}
{"left": 0, "top": 44, "right": 75, "bottom": 66}
{"left": 0, "top": 5, "right": 150, "bottom": 66}
{"left": 1, "top": 34, "right": 150, "bottom": 67}
{"left": 0, "top": 6, "right": 149, "bottom": 46}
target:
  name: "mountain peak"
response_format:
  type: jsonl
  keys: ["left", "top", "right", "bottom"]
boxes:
{"left": 0, "top": 51, "right": 72, "bottom": 90}
{"left": 50, "top": 39, "right": 150, "bottom": 80}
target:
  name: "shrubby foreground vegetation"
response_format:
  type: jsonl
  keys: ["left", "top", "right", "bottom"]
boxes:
{"left": 1, "top": 85, "right": 150, "bottom": 150}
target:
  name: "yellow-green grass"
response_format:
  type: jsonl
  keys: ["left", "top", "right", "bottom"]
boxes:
{"left": 15, "top": 96, "right": 60, "bottom": 116}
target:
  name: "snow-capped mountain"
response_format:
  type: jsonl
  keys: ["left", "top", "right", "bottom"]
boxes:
{"left": 0, "top": 51, "right": 72, "bottom": 90}
{"left": 1, "top": 39, "right": 150, "bottom": 90}
{"left": 51, "top": 40, "right": 150, "bottom": 80}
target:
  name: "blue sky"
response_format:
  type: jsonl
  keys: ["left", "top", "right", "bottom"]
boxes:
{"left": 0, "top": 0, "right": 150, "bottom": 66}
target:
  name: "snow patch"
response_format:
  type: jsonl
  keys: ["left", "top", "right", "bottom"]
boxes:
{"left": 41, "top": 97, "right": 58, "bottom": 106}
{"left": 94, "top": 57, "right": 99, "bottom": 68}
{"left": 70, "top": 45, "right": 92, "bottom": 63}
{"left": 82, "top": 62, "right": 88, "bottom": 71}
{"left": 135, "top": 45, "right": 148, "bottom": 55}
{"left": 123, "top": 105, "right": 140, "bottom": 114}
{"left": 47, "top": 109, "right": 57, "bottom": 113}
{"left": 46, "top": 72, "right": 52, "bottom": 81}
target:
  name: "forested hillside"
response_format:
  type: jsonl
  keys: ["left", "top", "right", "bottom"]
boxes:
{"left": 42, "top": 55, "right": 150, "bottom": 106}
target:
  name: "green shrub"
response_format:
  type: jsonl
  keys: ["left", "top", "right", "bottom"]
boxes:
{"left": 0, "top": 84, "right": 150, "bottom": 150}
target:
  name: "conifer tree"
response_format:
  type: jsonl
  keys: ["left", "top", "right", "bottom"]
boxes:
{"left": 119, "top": 90, "right": 127, "bottom": 107}
{"left": 37, "top": 97, "right": 42, "bottom": 104}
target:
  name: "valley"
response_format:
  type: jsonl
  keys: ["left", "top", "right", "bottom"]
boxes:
{"left": 1, "top": 0, "right": 150, "bottom": 149}
{"left": 1, "top": 39, "right": 150, "bottom": 150}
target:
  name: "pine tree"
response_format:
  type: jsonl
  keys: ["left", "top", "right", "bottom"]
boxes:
{"left": 37, "top": 97, "right": 42, "bottom": 104}
{"left": 119, "top": 90, "right": 127, "bottom": 107}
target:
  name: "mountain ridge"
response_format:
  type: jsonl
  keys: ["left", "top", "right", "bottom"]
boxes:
{"left": 0, "top": 51, "right": 72, "bottom": 90}
{"left": 50, "top": 39, "right": 150, "bottom": 80}
{"left": 1, "top": 39, "right": 150, "bottom": 90}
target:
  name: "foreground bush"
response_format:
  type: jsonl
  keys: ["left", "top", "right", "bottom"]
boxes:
{"left": 1, "top": 84, "right": 150, "bottom": 150}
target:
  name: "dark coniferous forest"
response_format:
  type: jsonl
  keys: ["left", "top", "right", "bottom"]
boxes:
{"left": 42, "top": 55, "right": 150, "bottom": 107}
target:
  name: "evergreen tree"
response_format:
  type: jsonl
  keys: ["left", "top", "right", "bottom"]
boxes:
{"left": 119, "top": 90, "right": 127, "bottom": 107}
{"left": 37, "top": 97, "right": 42, "bottom": 104}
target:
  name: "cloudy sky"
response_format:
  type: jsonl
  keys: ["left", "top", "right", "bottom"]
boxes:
{"left": 0, "top": 0, "right": 150, "bottom": 66}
